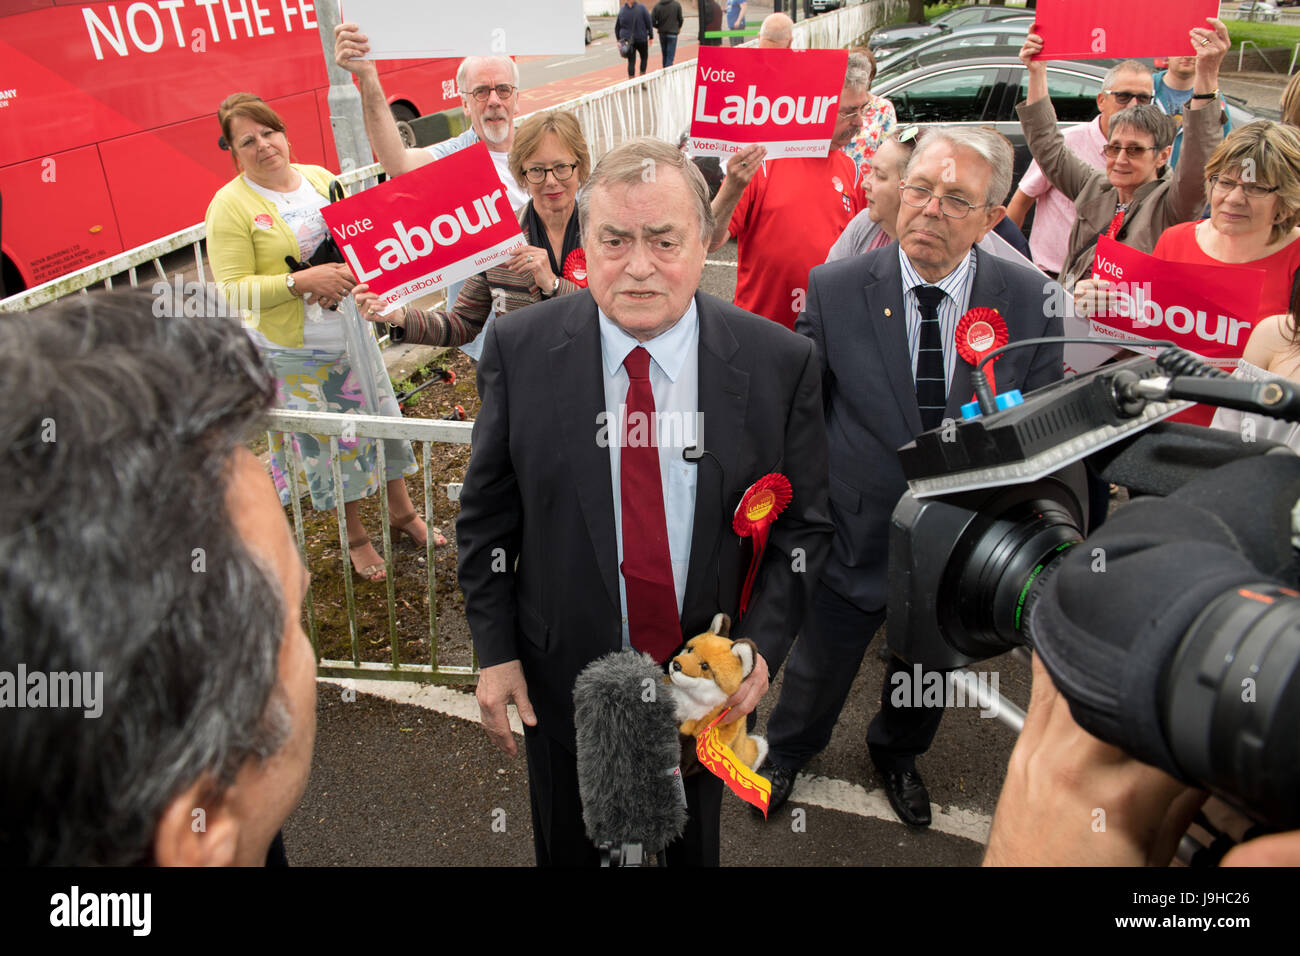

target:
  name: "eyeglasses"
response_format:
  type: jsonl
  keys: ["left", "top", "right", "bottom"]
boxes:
{"left": 899, "top": 183, "right": 986, "bottom": 219}
{"left": 1209, "top": 175, "right": 1279, "bottom": 199}
{"left": 1105, "top": 90, "right": 1153, "bottom": 106}
{"left": 467, "top": 84, "right": 517, "bottom": 102}
{"left": 837, "top": 102, "right": 872, "bottom": 120}
{"left": 1102, "top": 144, "right": 1158, "bottom": 158}
{"left": 523, "top": 162, "right": 578, "bottom": 184}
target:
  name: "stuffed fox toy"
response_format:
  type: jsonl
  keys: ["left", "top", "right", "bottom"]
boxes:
{"left": 668, "top": 613, "right": 768, "bottom": 771}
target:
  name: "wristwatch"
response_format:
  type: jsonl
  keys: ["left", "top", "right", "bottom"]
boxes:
{"left": 285, "top": 273, "right": 301, "bottom": 296}
{"left": 543, "top": 275, "right": 560, "bottom": 297}
{"left": 1190, "top": 89, "right": 1220, "bottom": 100}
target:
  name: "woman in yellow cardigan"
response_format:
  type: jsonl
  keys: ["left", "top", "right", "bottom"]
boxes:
{"left": 205, "top": 93, "right": 440, "bottom": 583}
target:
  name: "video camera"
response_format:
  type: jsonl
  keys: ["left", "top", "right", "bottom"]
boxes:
{"left": 888, "top": 345, "right": 1300, "bottom": 828}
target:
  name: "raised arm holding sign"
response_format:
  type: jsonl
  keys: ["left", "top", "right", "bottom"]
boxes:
{"left": 1016, "top": 22, "right": 1229, "bottom": 291}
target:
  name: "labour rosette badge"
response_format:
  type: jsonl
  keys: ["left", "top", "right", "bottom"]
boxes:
{"left": 732, "top": 473, "right": 792, "bottom": 618}
{"left": 562, "top": 248, "right": 588, "bottom": 288}
{"left": 955, "top": 307, "right": 1009, "bottom": 392}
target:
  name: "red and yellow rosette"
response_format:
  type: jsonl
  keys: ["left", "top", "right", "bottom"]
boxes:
{"left": 696, "top": 708, "right": 772, "bottom": 817}
{"left": 732, "top": 473, "right": 792, "bottom": 619}
{"left": 562, "top": 248, "right": 588, "bottom": 288}
{"left": 955, "top": 307, "right": 1009, "bottom": 393}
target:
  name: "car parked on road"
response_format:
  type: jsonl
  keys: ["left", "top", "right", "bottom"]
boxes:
{"left": 874, "top": 23, "right": 1036, "bottom": 81}
{"left": 1238, "top": 1, "right": 1281, "bottom": 21}
{"left": 869, "top": 4, "right": 1034, "bottom": 57}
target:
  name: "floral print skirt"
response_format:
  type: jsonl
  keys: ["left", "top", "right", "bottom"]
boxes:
{"left": 262, "top": 343, "right": 418, "bottom": 512}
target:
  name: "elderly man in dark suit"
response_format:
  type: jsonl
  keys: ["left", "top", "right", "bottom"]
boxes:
{"left": 760, "top": 126, "right": 1065, "bottom": 827}
{"left": 457, "top": 137, "right": 833, "bottom": 866}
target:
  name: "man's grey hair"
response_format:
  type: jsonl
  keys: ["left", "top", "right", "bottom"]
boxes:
{"left": 906, "top": 126, "right": 1014, "bottom": 208}
{"left": 457, "top": 55, "right": 521, "bottom": 94}
{"left": 844, "top": 52, "right": 874, "bottom": 94}
{"left": 578, "top": 137, "right": 715, "bottom": 244}
{"left": 1102, "top": 59, "right": 1153, "bottom": 92}
{"left": 0, "top": 291, "right": 291, "bottom": 865}
{"left": 758, "top": 12, "right": 794, "bottom": 48}
{"left": 1108, "top": 104, "right": 1176, "bottom": 152}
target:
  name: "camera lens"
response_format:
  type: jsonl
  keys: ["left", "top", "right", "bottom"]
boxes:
{"left": 939, "top": 486, "right": 1084, "bottom": 660}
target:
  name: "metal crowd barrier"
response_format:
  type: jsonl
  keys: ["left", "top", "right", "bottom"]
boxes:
{"left": 264, "top": 408, "right": 477, "bottom": 683}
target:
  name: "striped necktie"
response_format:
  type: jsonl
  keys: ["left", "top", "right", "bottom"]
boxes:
{"left": 913, "top": 285, "right": 948, "bottom": 431}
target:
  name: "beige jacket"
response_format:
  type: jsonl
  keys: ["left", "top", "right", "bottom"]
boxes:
{"left": 1016, "top": 95, "right": 1224, "bottom": 290}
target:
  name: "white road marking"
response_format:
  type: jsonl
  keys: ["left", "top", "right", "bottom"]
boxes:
{"left": 790, "top": 772, "right": 992, "bottom": 845}
{"left": 545, "top": 54, "right": 598, "bottom": 69}
{"left": 705, "top": 259, "right": 737, "bottom": 267}
{"left": 321, "top": 677, "right": 992, "bottom": 845}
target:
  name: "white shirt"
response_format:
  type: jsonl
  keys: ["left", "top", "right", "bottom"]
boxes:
{"left": 598, "top": 301, "right": 701, "bottom": 648}
{"left": 243, "top": 173, "right": 346, "bottom": 353}
{"left": 899, "top": 246, "right": 978, "bottom": 393}
{"left": 426, "top": 128, "right": 529, "bottom": 211}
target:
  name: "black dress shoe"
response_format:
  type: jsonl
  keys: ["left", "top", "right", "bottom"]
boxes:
{"left": 757, "top": 763, "right": 798, "bottom": 817}
{"left": 879, "top": 767, "right": 932, "bottom": 828}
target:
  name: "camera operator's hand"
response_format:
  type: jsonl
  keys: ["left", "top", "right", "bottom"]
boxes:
{"left": 983, "top": 653, "right": 1207, "bottom": 867}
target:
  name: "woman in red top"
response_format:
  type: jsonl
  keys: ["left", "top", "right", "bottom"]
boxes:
{"left": 1150, "top": 121, "right": 1300, "bottom": 316}
{"left": 1078, "top": 121, "right": 1300, "bottom": 321}
{"left": 1075, "top": 121, "right": 1300, "bottom": 422}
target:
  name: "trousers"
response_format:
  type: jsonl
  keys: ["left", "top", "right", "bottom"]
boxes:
{"left": 660, "top": 33, "right": 678, "bottom": 67}
{"left": 625, "top": 39, "right": 649, "bottom": 76}
{"left": 765, "top": 581, "right": 945, "bottom": 773}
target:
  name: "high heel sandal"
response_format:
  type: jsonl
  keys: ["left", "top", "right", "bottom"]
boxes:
{"left": 348, "top": 532, "right": 387, "bottom": 582}
{"left": 390, "top": 510, "right": 447, "bottom": 548}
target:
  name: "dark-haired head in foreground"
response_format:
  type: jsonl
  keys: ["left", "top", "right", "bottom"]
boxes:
{"left": 0, "top": 290, "right": 316, "bottom": 865}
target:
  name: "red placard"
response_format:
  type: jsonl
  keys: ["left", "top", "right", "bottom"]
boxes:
{"left": 320, "top": 143, "right": 524, "bottom": 314}
{"left": 689, "top": 47, "right": 847, "bottom": 159}
{"left": 1034, "top": 0, "right": 1219, "bottom": 60}
{"left": 1087, "top": 237, "right": 1265, "bottom": 368}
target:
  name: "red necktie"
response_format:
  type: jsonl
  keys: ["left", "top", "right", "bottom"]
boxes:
{"left": 620, "top": 347, "right": 681, "bottom": 663}
{"left": 1105, "top": 207, "right": 1126, "bottom": 239}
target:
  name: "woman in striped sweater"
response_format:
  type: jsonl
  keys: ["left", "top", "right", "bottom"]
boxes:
{"left": 355, "top": 110, "right": 591, "bottom": 347}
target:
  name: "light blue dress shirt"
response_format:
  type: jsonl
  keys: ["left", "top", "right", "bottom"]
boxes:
{"left": 598, "top": 300, "right": 701, "bottom": 648}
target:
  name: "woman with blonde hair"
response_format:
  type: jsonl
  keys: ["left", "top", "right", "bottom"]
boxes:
{"left": 1282, "top": 70, "right": 1300, "bottom": 130}
{"left": 355, "top": 110, "right": 592, "bottom": 349}
{"left": 1076, "top": 121, "right": 1300, "bottom": 327}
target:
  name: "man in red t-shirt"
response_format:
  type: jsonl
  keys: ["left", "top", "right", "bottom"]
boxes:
{"left": 709, "top": 55, "right": 872, "bottom": 330}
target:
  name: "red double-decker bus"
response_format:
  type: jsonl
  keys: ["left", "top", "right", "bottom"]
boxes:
{"left": 0, "top": 0, "right": 458, "bottom": 294}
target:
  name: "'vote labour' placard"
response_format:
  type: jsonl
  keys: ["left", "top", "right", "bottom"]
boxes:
{"left": 689, "top": 48, "right": 848, "bottom": 160}
{"left": 320, "top": 143, "right": 524, "bottom": 315}
{"left": 1087, "top": 237, "right": 1265, "bottom": 368}
{"left": 1033, "top": 0, "right": 1219, "bottom": 60}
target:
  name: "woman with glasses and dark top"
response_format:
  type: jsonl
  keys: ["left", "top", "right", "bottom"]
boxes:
{"left": 1015, "top": 22, "right": 1228, "bottom": 292}
{"left": 354, "top": 111, "right": 590, "bottom": 347}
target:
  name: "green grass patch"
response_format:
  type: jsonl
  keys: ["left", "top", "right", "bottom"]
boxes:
{"left": 1224, "top": 17, "right": 1300, "bottom": 51}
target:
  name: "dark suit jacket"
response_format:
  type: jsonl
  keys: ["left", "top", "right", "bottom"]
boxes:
{"left": 457, "top": 289, "right": 833, "bottom": 750}
{"left": 796, "top": 242, "right": 1064, "bottom": 612}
